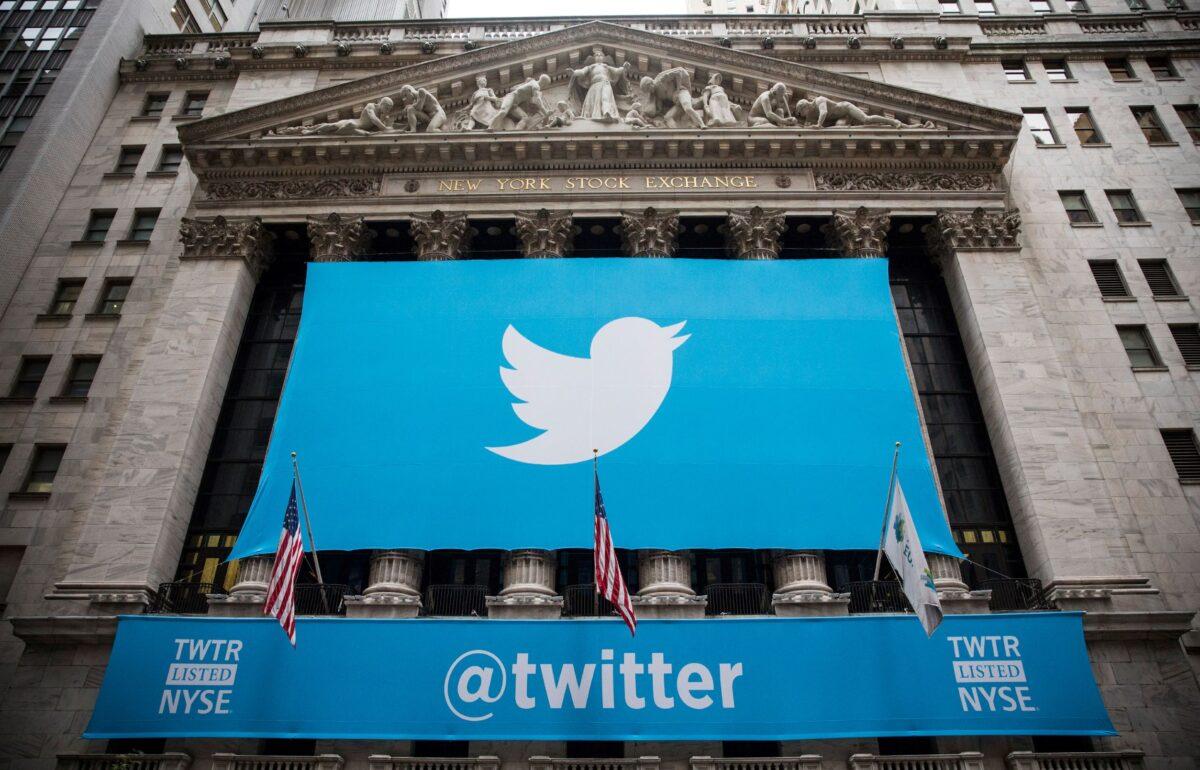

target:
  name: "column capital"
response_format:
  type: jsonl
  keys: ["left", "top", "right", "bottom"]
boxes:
{"left": 410, "top": 210, "right": 470, "bottom": 261}
{"left": 488, "top": 549, "right": 562, "bottom": 619}
{"left": 727, "top": 206, "right": 786, "bottom": 260}
{"left": 179, "top": 215, "right": 274, "bottom": 278}
{"left": 823, "top": 206, "right": 890, "bottom": 258}
{"left": 923, "top": 207, "right": 1022, "bottom": 260}
{"left": 515, "top": 209, "right": 573, "bottom": 258}
{"left": 307, "top": 213, "right": 373, "bottom": 261}
{"left": 346, "top": 549, "right": 424, "bottom": 618}
{"left": 618, "top": 207, "right": 680, "bottom": 258}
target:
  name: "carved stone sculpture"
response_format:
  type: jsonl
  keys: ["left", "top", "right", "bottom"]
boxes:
{"left": 410, "top": 210, "right": 469, "bottom": 261}
{"left": 924, "top": 207, "right": 1022, "bottom": 259}
{"left": 489, "top": 74, "right": 552, "bottom": 131}
{"left": 567, "top": 46, "right": 634, "bottom": 123}
{"left": 397, "top": 84, "right": 446, "bottom": 133}
{"left": 637, "top": 68, "right": 705, "bottom": 129}
{"left": 795, "top": 95, "right": 934, "bottom": 129}
{"left": 306, "top": 213, "right": 373, "bottom": 261}
{"left": 618, "top": 208, "right": 680, "bottom": 258}
{"left": 515, "top": 209, "right": 573, "bottom": 258}
{"left": 623, "top": 102, "right": 652, "bottom": 129}
{"left": 823, "top": 207, "right": 890, "bottom": 258}
{"left": 749, "top": 83, "right": 798, "bottom": 128}
{"left": 727, "top": 207, "right": 786, "bottom": 260}
{"left": 545, "top": 101, "right": 575, "bottom": 128}
{"left": 455, "top": 74, "right": 502, "bottom": 131}
{"left": 179, "top": 215, "right": 274, "bottom": 278}
{"left": 270, "top": 97, "right": 396, "bottom": 136}
{"left": 701, "top": 73, "right": 741, "bottom": 128}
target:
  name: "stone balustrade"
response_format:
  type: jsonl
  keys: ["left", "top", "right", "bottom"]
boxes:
{"left": 367, "top": 757, "right": 501, "bottom": 770}
{"left": 58, "top": 755, "right": 191, "bottom": 770}
{"left": 529, "top": 758, "right": 660, "bottom": 770}
{"left": 210, "top": 756, "right": 343, "bottom": 770}
{"left": 848, "top": 753, "right": 985, "bottom": 770}
{"left": 1005, "top": 751, "right": 1145, "bottom": 770}
{"left": 691, "top": 756, "right": 823, "bottom": 770}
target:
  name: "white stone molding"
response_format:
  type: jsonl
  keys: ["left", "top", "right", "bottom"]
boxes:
{"left": 179, "top": 215, "right": 275, "bottom": 278}
{"left": 487, "top": 549, "right": 563, "bottom": 619}
{"left": 514, "top": 209, "right": 573, "bottom": 258}
{"left": 410, "top": 209, "right": 469, "bottom": 261}
{"left": 306, "top": 212, "right": 373, "bottom": 261}
{"left": 727, "top": 206, "right": 785, "bottom": 260}
{"left": 924, "top": 207, "right": 1021, "bottom": 259}
{"left": 634, "top": 550, "right": 706, "bottom": 619}
{"left": 346, "top": 550, "right": 423, "bottom": 619}
{"left": 618, "top": 207, "right": 680, "bottom": 258}
{"left": 207, "top": 555, "right": 272, "bottom": 617}
{"left": 822, "top": 207, "right": 890, "bottom": 258}
{"left": 205, "top": 177, "right": 382, "bottom": 202}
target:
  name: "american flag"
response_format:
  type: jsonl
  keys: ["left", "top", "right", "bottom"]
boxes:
{"left": 264, "top": 480, "right": 304, "bottom": 646}
{"left": 594, "top": 466, "right": 637, "bottom": 636}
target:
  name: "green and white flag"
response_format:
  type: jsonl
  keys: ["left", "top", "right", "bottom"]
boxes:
{"left": 883, "top": 479, "right": 944, "bottom": 636}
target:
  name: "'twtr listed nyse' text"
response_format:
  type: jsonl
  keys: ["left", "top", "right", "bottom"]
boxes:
{"left": 159, "top": 638, "right": 241, "bottom": 715}
{"left": 949, "top": 635, "right": 1036, "bottom": 714}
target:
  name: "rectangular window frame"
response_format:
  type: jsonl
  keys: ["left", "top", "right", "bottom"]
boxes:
{"left": 82, "top": 209, "right": 115, "bottom": 242}
{"left": 975, "top": 0, "right": 997, "bottom": 14}
{"left": 1065, "top": 107, "right": 1105, "bottom": 145}
{"left": 1043, "top": 59, "right": 1073, "bottom": 81}
{"left": 1029, "top": 0, "right": 1052, "bottom": 12}
{"left": 1087, "top": 260, "right": 1131, "bottom": 300}
{"left": 127, "top": 209, "right": 160, "bottom": 242}
{"left": 1146, "top": 56, "right": 1179, "bottom": 80}
{"left": 113, "top": 145, "right": 143, "bottom": 174}
{"left": 1176, "top": 188, "right": 1200, "bottom": 223}
{"left": 1023, "top": 108, "right": 1060, "bottom": 146}
{"left": 141, "top": 92, "right": 169, "bottom": 118}
{"left": 1137, "top": 259, "right": 1182, "bottom": 298}
{"left": 180, "top": 91, "right": 208, "bottom": 118}
{"left": 1160, "top": 429, "right": 1200, "bottom": 484}
{"left": 1131, "top": 106, "right": 1172, "bottom": 144}
{"left": 1059, "top": 190, "right": 1098, "bottom": 225}
{"left": 1002, "top": 59, "right": 1032, "bottom": 83}
{"left": 1168, "top": 325, "right": 1200, "bottom": 369}
{"left": 1174, "top": 105, "right": 1200, "bottom": 143}
{"left": 47, "top": 278, "right": 83, "bottom": 315}
{"left": 1105, "top": 189, "right": 1147, "bottom": 225}
{"left": 9, "top": 355, "right": 50, "bottom": 399}
{"left": 95, "top": 278, "right": 131, "bottom": 316}
{"left": 61, "top": 355, "right": 99, "bottom": 399}
{"left": 21, "top": 444, "right": 65, "bottom": 495}
{"left": 1105, "top": 58, "right": 1136, "bottom": 81}
{"left": 1117, "top": 325, "right": 1164, "bottom": 370}
{"left": 156, "top": 144, "right": 183, "bottom": 173}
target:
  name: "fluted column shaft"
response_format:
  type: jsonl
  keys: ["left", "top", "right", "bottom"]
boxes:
{"left": 487, "top": 549, "right": 562, "bottom": 619}
{"left": 363, "top": 550, "right": 423, "bottom": 597}
{"left": 209, "top": 554, "right": 273, "bottom": 616}
{"left": 637, "top": 550, "right": 695, "bottom": 597}
{"left": 771, "top": 550, "right": 849, "bottom": 617}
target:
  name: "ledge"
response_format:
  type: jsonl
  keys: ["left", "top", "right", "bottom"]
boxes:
{"left": 1116, "top": 221, "right": 1152, "bottom": 227}
{"left": 84, "top": 312, "right": 121, "bottom": 321}
{"left": 1147, "top": 141, "right": 1180, "bottom": 147}
{"left": 101, "top": 172, "right": 135, "bottom": 180}
{"left": 34, "top": 312, "right": 73, "bottom": 322}
{"left": 1034, "top": 143, "right": 1066, "bottom": 149}
{"left": 0, "top": 396, "right": 35, "bottom": 405}
{"left": 1101, "top": 296, "right": 1137, "bottom": 302}
{"left": 69, "top": 240, "right": 105, "bottom": 248}
{"left": 1069, "top": 222, "right": 1104, "bottom": 228}
{"left": 10, "top": 615, "right": 119, "bottom": 645}
{"left": 6, "top": 491, "right": 51, "bottom": 502}
{"left": 146, "top": 170, "right": 180, "bottom": 178}
{"left": 1151, "top": 295, "right": 1188, "bottom": 301}
{"left": 1080, "top": 143, "right": 1112, "bottom": 148}
{"left": 128, "top": 115, "right": 162, "bottom": 123}
{"left": 48, "top": 395, "right": 88, "bottom": 404}
{"left": 1131, "top": 366, "right": 1169, "bottom": 373}
{"left": 1082, "top": 610, "right": 1196, "bottom": 640}
{"left": 115, "top": 239, "right": 152, "bottom": 247}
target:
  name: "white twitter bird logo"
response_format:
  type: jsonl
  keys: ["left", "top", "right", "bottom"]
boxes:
{"left": 486, "top": 317, "right": 690, "bottom": 465}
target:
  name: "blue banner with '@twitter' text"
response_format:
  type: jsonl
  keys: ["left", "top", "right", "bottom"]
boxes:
{"left": 231, "top": 258, "right": 962, "bottom": 558}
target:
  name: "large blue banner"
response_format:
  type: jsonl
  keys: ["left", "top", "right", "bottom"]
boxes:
{"left": 231, "top": 258, "right": 960, "bottom": 558}
{"left": 86, "top": 614, "right": 1113, "bottom": 739}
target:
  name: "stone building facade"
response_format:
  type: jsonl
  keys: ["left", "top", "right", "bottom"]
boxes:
{"left": 0, "top": 5, "right": 1198, "bottom": 770}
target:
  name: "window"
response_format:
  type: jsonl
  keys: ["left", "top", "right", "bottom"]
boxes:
{"left": 22, "top": 445, "right": 65, "bottom": 494}
{"left": 1002, "top": 60, "right": 1031, "bottom": 82}
{"left": 975, "top": 0, "right": 996, "bottom": 12}
{"left": 1043, "top": 59, "right": 1072, "bottom": 81}
{"left": 1088, "top": 260, "right": 1130, "bottom": 299}
{"left": 1177, "top": 189, "right": 1200, "bottom": 223}
{"left": 1161, "top": 430, "right": 1200, "bottom": 483}
{"left": 96, "top": 278, "right": 131, "bottom": 315}
{"left": 1106, "top": 190, "right": 1146, "bottom": 224}
{"left": 1165, "top": 0, "right": 1188, "bottom": 9}
{"left": 113, "top": 145, "right": 142, "bottom": 174}
{"left": 62, "top": 356, "right": 99, "bottom": 398}
{"left": 180, "top": 91, "right": 208, "bottom": 117}
{"left": 565, "top": 743, "right": 623, "bottom": 760}
{"left": 82, "top": 209, "right": 114, "bottom": 242}
{"left": 1118, "top": 325, "right": 1162, "bottom": 369}
{"left": 938, "top": 0, "right": 960, "bottom": 13}
{"left": 170, "top": 0, "right": 200, "bottom": 32}
{"left": 0, "top": 444, "right": 9, "bottom": 475}
{"left": 1023, "top": 109, "right": 1059, "bottom": 145}
{"left": 9, "top": 356, "right": 49, "bottom": 398}
{"left": 141, "top": 92, "right": 169, "bottom": 117}
{"left": 1029, "top": 0, "right": 1051, "bottom": 11}
{"left": 128, "top": 209, "right": 160, "bottom": 242}
{"left": 1146, "top": 56, "right": 1178, "bottom": 79}
{"left": 1174, "top": 105, "right": 1200, "bottom": 142}
{"left": 1105, "top": 58, "right": 1135, "bottom": 81}
{"left": 411, "top": 742, "right": 468, "bottom": 759}
{"left": 1131, "top": 106, "right": 1171, "bottom": 143}
{"left": 1066, "top": 107, "right": 1104, "bottom": 144}
{"left": 724, "top": 742, "right": 782, "bottom": 758}
{"left": 1059, "top": 191, "right": 1097, "bottom": 224}
{"left": 198, "top": 0, "right": 226, "bottom": 30}
{"left": 1126, "top": 0, "right": 1148, "bottom": 8}
{"left": 156, "top": 145, "right": 183, "bottom": 172}
{"left": 1065, "top": 0, "right": 1089, "bottom": 11}
{"left": 1138, "top": 260, "right": 1181, "bottom": 297}
{"left": 48, "top": 278, "right": 83, "bottom": 315}
{"left": 1170, "top": 325, "right": 1200, "bottom": 368}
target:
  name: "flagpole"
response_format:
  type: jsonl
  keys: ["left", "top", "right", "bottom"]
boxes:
{"left": 872, "top": 442, "right": 902, "bottom": 581}
{"left": 291, "top": 451, "right": 326, "bottom": 587}
{"left": 593, "top": 448, "right": 599, "bottom": 599}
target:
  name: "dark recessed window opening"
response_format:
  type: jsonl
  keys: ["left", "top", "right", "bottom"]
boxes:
{"left": 1131, "top": 106, "right": 1171, "bottom": 143}
{"left": 1088, "top": 260, "right": 1129, "bottom": 298}
{"left": 1161, "top": 429, "right": 1200, "bottom": 483}
{"left": 723, "top": 741, "right": 782, "bottom": 758}
{"left": 62, "top": 356, "right": 99, "bottom": 398}
{"left": 573, "top": 217, "right": 623, "bottom": 257}
{"left": 129, "top": 209, "right": 160, "bottom": 241}
{"left": 10, "top": 356, "right": 49, "bottom": 398}
{"left": 1169, "top": 325, "right": 1200, "bottom": 368}
{"left": 1138, "top": 260, "right": 1181, "bottom": 297}
{"left": 468, "top": 218, "right": 518, "bottom": 259}
{"left": 48, "top": 278, "right": 83, "bottom": 315}
{"left": 83, "top": 209, "right": 115, "bottom": 242}
{"left": 23, "top": 444, "right": 65, "bottom": 494}
{"left": 1106, "top": 190, "right": 1145, "bottom": 224}
{"left": 157, "top": 145, "right": 184, "bottom": 172}
{"left": 1118, "top": 325, "right": 1162, "bottom": 369}
{"left": 1066, "top": 108, "right": 1103, "bottom": 144}
{"left": 142, "top": 92, "right": 169, "bottom": 117}
{"left": 412, "top": 741, "right": 469, "bottom": 758}
{"left": 565, "top": 742, "right": 624, "bottom": 759}
{"left": 114, "top": 145, "right": 143, "bottom": 173}
{"left": 1059, "top": 191, "right": 1097, "bottom": 224}
{"left": 677, "top": 216, "right": 728, "bottom": 258}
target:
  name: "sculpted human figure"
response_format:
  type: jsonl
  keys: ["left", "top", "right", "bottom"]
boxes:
{"left": 270, "top": 96, "right": 396, "bottom": 136}
{"left": 465, "top": 75, "right": 502, "bottom": 130}
{"left": 545, "top": 100, "right": 576, "bottom": 128}
{"left": 623, "top": 102, "right": 652, "bottom": 130}
{"left": 567, "top": 46, "right": 634, "bottom": 122}
{"left": 749, "top": 83, "right": 797, "bottom": 128}
{"left": 489, "top": 74, "right": 552, "bottom": 131}
{"left": 701, "top": 73, "right": 740, "bottom": 127}
{"left": 397, "top": 85, "right": 447, "bottom": 132}
{"left": 638, "top": 67, "right": 705, "bottom": 130}
{"left": 794, "top": 95, "right": 916, "bottom": 129}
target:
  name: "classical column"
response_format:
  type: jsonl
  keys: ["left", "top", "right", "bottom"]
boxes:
{"left": 924, "top": 208, "right": 1156, "bottom": 612}
{"left": 344, "top": 550, "right": 423, "bottom": 619}
{"left": 486, "top": 549, "right": 562, "bottom": 619}
{"left": 634, "top": 550, "right": 706, "bottom": 619}
{"left": 410, "top": 210, "right": 469, "bottom": 261}
{"left": 727, "top": 207, "right": 785, "bottom": 260}
{"left": 208, "top": 554, "right": 273, "bottom": 616}
{"left": 823, "top": 207, "right": 890, "bottom": 257}
{"left": 618, "top": 207, "right": 680, "bottom": 258}
{"left": 307, "top": 212, "right": 373, "bottom": 261}
{"left": 926, "top": 551, "right": 988, "bottom": 614}
{"left": 771, "top": 551, "right": 848, "bottom": 617}
{"left": 515, "top": 209, "right": 573, "bottom": 258}
{"left": 49, "top": 217, "right": 273, "bottom": 614}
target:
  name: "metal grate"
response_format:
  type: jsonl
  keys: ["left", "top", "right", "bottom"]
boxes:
{"left": 847, "top": 581, "right": 913, "bottom": 614}
{"left": 705, "top": 583, "right": 772, "bottom": 615}
{"left": 1137, "top": 259, "right": 1181, "bottom": 297}
{"left": 148, "top": 582, "right": 214, "bottom": 614}
{"left": 423, "top": 584, "right": 487, "bottom": 617}
{"left": 1161, "top": 429, "right": 1200, "bottom": 482}
{"left": 984, "top": 578, "right": 1056, "bottom": 611}
{"left": 293, "top": 584, "right": 347, "bottom": 616}
{"left": 1088, "top": 260, "right": 1129, "bottom": 298}
{"left": 1169, "top": 324, "right": 1200, "bottom": 368}
{"left": 563, "top": 584, "right": 617, "bottom": 617}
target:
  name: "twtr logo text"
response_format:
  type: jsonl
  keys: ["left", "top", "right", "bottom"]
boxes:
{"left": 948, "top": 635, "right": 1035, "bottom": 714}
{"left": 159, "top": 638, "right": 241, "bottom": 715}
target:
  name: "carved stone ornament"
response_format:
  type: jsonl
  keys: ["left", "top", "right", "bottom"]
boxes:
{"left": 618, "top": 207, "right": 680, "bottom": 258}
{"left": 204, "top": 177, "right": 382, "bottom": 202}
{"left": 306, "top": 213, "right": 373, "bottom": 262}
{"left": 410, "top": 210, "right": 470, "bottom": 261}
{"left": 515, "top": 209, "right": 573, "bottom": 258}
{"left": 794, "top": 95, "right": 935, "bottom": 129}
{"left": 728, "top": 207, "right": 786, "bottom": 260}
{"left": 815, "top": 172, "right": 995, "bottom": 192}
{"left": 179, "top": 216, "right": 274, "bottom": 277}
{"left": 823, "top": 207, "right": 891, "bottom": 258}
{"left": 924, "top": 207, "right": 1022, "bottom": 259}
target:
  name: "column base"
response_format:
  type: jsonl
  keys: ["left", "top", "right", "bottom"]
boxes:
{"left": 344, "top": 593, "right": 421, "bottom": 619}
{"left": 486, "top": 594, "right": 563, "bottom": 619}
{"left": 632, "top": 594, "right": 707, "bottom": 619}
{"left": 206, "top": 592, "right": 266, "bottom": 617}
{"left": 772, "top": 591, "right": 850, "bottom": 617}
{"left": 938, "top": 589, "right": 992, "bottom": 614}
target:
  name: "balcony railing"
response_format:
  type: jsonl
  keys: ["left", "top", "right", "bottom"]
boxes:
{"left": 847, "top": 580, "right": 912, "bottom": 614}
{"left": 704, "top": 583, "right": 772, "bottom": 615}
{"left": 211, "top": 755, "right": 343, "bottom": 770}
{"left": 1006, "top": 752, "right": 1145, "bottom": 770}
{"left": 849, "top": 752, "right": 985, "bottom": 770}
{"left": 58, "top": 755, "right": 191, "bottom": 770}
{"left": 368, "top": 757, "right": 500, "bottom": 770}
{"left": 563, "top": 583, "right": 617, "bottom": 618}
{"left": 529, "top": 758, "right": 660, "bottom": 770}
{"left": 148, "top": 582, "right": 214, "bottom": 615}
{"left": 423, "top": 584, "right": 488, "bottom": 617}
{"left": 691, "top": 756, "right": 823, "bottom": 770}
{"left": 984, "top": 579, "right": 1056, "bottom": 612}
{"left": 294, "top": 584, "right": 348, "bottom": 616}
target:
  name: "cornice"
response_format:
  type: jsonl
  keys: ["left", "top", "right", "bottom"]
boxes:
{"left": 10, "top": 615, "right": 119, "bottom": 645}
